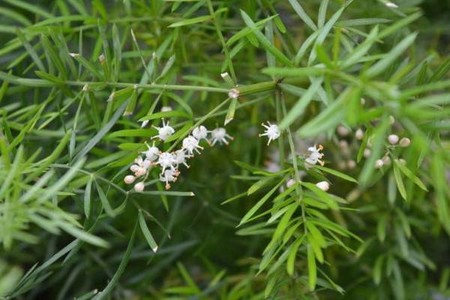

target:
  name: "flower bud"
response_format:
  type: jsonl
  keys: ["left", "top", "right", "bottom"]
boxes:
{"left": 363, "top": 148, "right": 371, "bottom": 158}
{"left": 375, "top": 159, "right": 384, "bottom": 169}
{"left": 388, "top": 134, "right": 399, "bottom": 145}
{"left": 316, "top": 181, "right": 330, "bottom": 192}
{"left": 134, "top": 182, "right": 145, "bottom": 192}
{"left": 399, "top": 137, "right": 410, "bottom": 147}
{"left": 382, "top": 156, "right": 391, "bottom": 166}
{"left": 124, "top": 175, "right": 136, "bottom": 184}
{"left": 337, "top": 125, "right": 350, "bottom": 137}
{"left": 347, "top": 160, "right": 356, "bottom": 169}
{"left": 286, "top": 179, "right": 297, "bottom": 188}
{"left": 355, "top": 128, "right": 364, "bottom": 140}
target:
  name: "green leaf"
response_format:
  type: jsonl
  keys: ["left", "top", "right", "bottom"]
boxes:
{"left": 84, "top": 176, "right": 93, "bottom": 218}
{"left": 288, "top": 0, "right": 317, "bottom": 31}
{"left": 365, "top": 33, "right": 417, "bottom": 78}
{"left": 240, "top": 10, "right": 293, "bottom": 67}
{"left": 239, "top": 180, "right": 283, "bottom": 226}
{"left": 280, "top": 78, "right": 323, "bottom": 130}
{"left": 74, "top": 100, "right": 128, "bottom": 161}
{"left": 224, "top": 97, "right": 238, "bottom": 126}
{"left": 287, "top": 236, "right": 304, "bottom": 275}
{"left": 393, "top": 163, "right": 407, "bottom": 201}
{"left": 138, "top": 211, "right": 158, "bottom": 253}
{"left": 168, "top": 15, "right": 213, "bottom": 28}
{"left": 307, "top": 245, "right": 317, "bottom": 291}
{"left": 93, "top": 222, "right": 137, "bottom": 299}
{"left": 315, "top": 165, "right": 358, "bottom": 183}
{"left": 394, "top": 160, "right": 428, "bottom": 191}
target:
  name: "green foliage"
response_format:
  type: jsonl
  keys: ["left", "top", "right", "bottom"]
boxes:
{"left": 0, "top": 0, "right": 449, "bottom": 299}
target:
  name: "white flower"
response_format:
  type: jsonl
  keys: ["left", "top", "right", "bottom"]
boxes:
{"left": 152, "top": 119, "right": 175, "bottom": 141}
{"left": 210, "top": 128, "right": 233, "bottom": 146}
{"left": 192, "top": 126, "right": 208, "bottom": 141}
{"left": 143, "top": 143, "right": 160, "bottom": 161}
{"left": 305, "top": 144, "right": 324, "bottom": 168}
{"left": 134, "top": 181, "right": 145, "bottom": 192}
{"left": 157, "top": 151, "right": 177, "bottom": 173}
{"left": 182, "top": 136, "right": 203, "bottom": 155}
{"left": 316, "top": 181, "right": 329, "bottom": 192}
{"left": 124, "top": 175, "right": 136, "bottom": 184}
{"left": 259, "top": 122, "right": 280, "bottom": 145}
{"left": 174, "top": 149, "right": 190, "bottom": 168}
{"left": 160, "top": 169, "right": 179, "bottom": 190}
{"left": 228, "top": 88, "right": 239, "bottom": 99}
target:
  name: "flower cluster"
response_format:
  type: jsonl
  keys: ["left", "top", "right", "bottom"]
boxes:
{"left": 124, "top": 122, "right": 233, "bottom": 191}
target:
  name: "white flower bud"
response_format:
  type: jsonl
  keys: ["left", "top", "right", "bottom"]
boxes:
{"left": 286, "top": 179, "right": 297, "bottom": 188}
{"left": 124, "top": 175, "right": 136, "bottom": 184}
{"left": 134, "top": 182, "right": 145, "bottom": 192}
{"left": 385, "top": 1, "right": 398, "bottom": 8}
{"left": 337, "top": 125, "right": 350, "bottom": 137}
{"left": 388, "top": 134, "right": 399, "bottom": 145}
{"left": 398, "top": 158, "right": 406, "bottom": 165}
{"left": 316, "top": 181, "right": 330, "bottom": 192}
{"left": 161, "top": 106, "right": 172, "bottom": 112}
{"left": 355, "top": 128, "right": 364, "bottom": 140}
{"left": 382, "top": 156, "right": 391, "bottom": 166}
{"left": 363, "top": 148, "right": 371, "bottom": 158}
{"left": 228, "top": 88, "right": 239, "bottom": 99}
{"left": 399, "top": 137, "right": 410, "bottom": 147}
{"left": 338, "top": 161, "right": 347, "bottom": 170}
{"left": 389, "top": 116, "right": 396, "bottom": 124}
{"left": 375, "top": 159, "right": 384, "bottom": 169}
{"left": 347, "top": 160, "right": 356, "bottom": 169}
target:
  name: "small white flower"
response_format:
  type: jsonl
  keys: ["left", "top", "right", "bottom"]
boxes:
{"left": 210, "top": 128, "right": 233, "bottom": 146}
{"left": 160, "top": 169, "right": 179, "bottom": 190}
{"left": 388, "top": 134, "right": 399, "bottom": 145}
{"left": 228, "top": 88, "right": 239, "bottom": 99}
{"left": 174, "top": 149, "right": 190, "bottom": 168}
{"left": 305, "top": 144, "right": 324, "bottom": 168}
{"left": 143, "top": 143, "right": 160, "bottom": 161}
{"left": 316, "top": 181, "right": 330, "bottom": 192}
{"left": 124, "top": 175, "right": 136, "bottom": 184}
{"left": 152, "top": 119, "right": 175, "bottom": 141}
{"left": 192, "top": 126, "right": 208, "bottom": 141}
{"left": 157, "top": 151, "right": 177, "bottom": 173}
{"left": 399, "top": 137, "right": 410, "bottom": 147}
{"left": 259, "top": 122, "right": 280, "bottom": 145}
{"left": 134, "top": 181, "right": 145, "bottom": 192}
{"left": 182, "top": 136, "right": 203, "bottom": 155}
